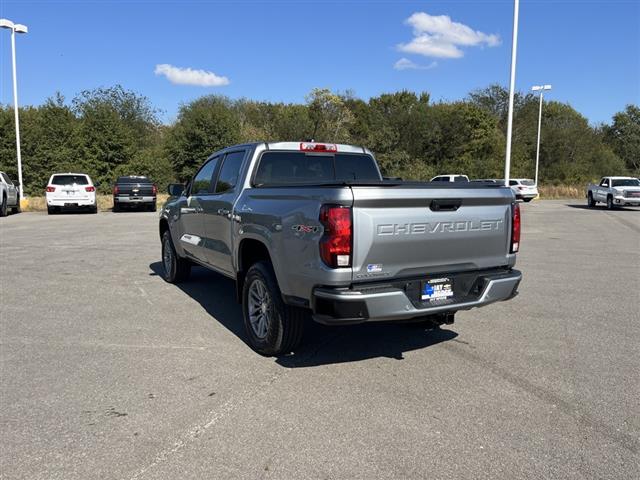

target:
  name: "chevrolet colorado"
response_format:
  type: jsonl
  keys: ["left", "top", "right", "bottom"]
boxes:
{"left": 159, "top": 142, "right": 522, "bottom": 355}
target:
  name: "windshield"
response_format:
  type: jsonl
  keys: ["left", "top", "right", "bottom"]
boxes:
{"left": 254, "top": 152, "right": 381, "bottom": 186}
{"left": 612, "top": 179, "right": 640, "bottom": 187}
{"left": 51, "top": 175, "right": 89, "bottom": 185}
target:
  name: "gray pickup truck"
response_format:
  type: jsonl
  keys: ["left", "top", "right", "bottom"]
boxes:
{"left": 159, "top": 142, "right": 522, "bottom": 355}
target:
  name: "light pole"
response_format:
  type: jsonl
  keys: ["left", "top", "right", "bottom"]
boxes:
{"left": 531, "top": 84, "right": 552, "bottom": 187}
{"left": 0, "top": 18, "right": 28, "bottom": 200}
{"left": 504, "top": 0, "right": 520, "bottom": 187}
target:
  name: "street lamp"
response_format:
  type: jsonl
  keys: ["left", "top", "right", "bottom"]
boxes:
{"left": 1, "top": 18, "right": 28, "bottom": 200}
{"left": 531, "top": 84, "right": 552, "bottom": 187}
{"left": 504, "top": 0, "right": 520, "bottom": 187}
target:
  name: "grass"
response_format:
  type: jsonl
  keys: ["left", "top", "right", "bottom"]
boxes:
{"left": 537, "top": 184, "right": 585, "bottom": 199}
{"left": 22, "top": 194, "right": 170, "bottom": 212}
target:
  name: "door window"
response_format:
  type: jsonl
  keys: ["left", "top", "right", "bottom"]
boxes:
{"left": 191, "top": 157, "right": 219, "bottom": 195}
{"left": 215, "top": 151, "right": 246, "bottom": 193}
{"left": 600, "top": 179, "right": 609, "bottom": 187}
{"left": 1, "top": 173, "right": 12, "bottom": 185}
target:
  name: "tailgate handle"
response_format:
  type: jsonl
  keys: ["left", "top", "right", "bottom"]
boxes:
{"left": 430, "top": 199, "right": 462, "bottom": 212}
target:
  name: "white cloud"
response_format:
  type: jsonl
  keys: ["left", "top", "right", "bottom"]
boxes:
{"left": 398, "top": 12, "right": 500, "bottom": 59}
{"left": 154, "top": 64, "right": 230, "bottom": 87}
{"left": 394, "top": 58, "right": 438, "bottom": 70}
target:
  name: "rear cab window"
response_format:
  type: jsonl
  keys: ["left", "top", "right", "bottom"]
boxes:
{"left": 51, "top": 175, "right": 89, "bottom": 185}
{"left": 117, "top": 176, "right": 150, "bottom": 184}
{"left": 253, "top": 151, "right": 381, "bottom": 186}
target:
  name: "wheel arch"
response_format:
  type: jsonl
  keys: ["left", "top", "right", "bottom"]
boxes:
{"left": 236, "top": 238, "right": 273, "bottom": 303}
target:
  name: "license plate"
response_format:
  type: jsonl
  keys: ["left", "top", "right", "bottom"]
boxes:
{"left": 421, "top": 278, "right": 454, "bottom": 302}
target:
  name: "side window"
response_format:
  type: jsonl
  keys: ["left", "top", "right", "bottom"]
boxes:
{"left": 600, "top": 178, "right": 609, "bottom": 187}
{"left": 215, "top": 151, "right": 246, "bottom": 193}
{"left": 191, "top": 157, "right": 219, "bottom": 195}
{"left": 1, "top": 173, "right": 11, "bottom": 185}
{"left": 509, "top": 180, "right": 518, "bottom": 186}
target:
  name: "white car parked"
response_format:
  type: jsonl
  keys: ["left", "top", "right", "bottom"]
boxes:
{"left": 508, "top": 179, "right": 539, "bottom": 202}
{"left": 430, "top": 174, "right": 470, "bottom": 183}
{"left": 0, "top": 171, "right": 20, "bottom": 217}
{"left": 45, "top": 173, "right": 97, "bottom": 214}
{"left": 495, "top": 178, "right": 539, "bottom": 202}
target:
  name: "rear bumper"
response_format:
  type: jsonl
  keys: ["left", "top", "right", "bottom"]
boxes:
{"left": 311, "top": 269, "right": 521, "bottom": 325}
{"left": 46, "top": 197, "right": 95, "bottom": 207}
{"left": 114, "top": 195, "right": 155, "bottom": 204}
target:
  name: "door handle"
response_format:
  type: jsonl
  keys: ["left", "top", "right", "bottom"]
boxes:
{"left": 180, "top": 207, "right": 198, "bottom": 214}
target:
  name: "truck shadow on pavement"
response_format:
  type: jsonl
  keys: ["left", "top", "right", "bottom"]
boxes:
{"left": 566, "top": 204, "right": 640, "bottom": 211}
{"left": 149, "top": 262, "right": 458, "bottom": 367}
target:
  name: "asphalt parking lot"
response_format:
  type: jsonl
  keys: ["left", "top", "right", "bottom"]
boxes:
{"left": 1, "top": 200, "right": 638, "bottom": 479}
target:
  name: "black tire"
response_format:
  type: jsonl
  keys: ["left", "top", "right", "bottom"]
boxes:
{"left": 587, "top": 192, "right": 595, "bottom": 208}
{"left": 0, "top": 195, "right": 7, "bottom": 217}
{"left": 523, "top": 198, "right": 533, "bottom": 203}
{"left": 161, "top": 230, "right": 190, "bottom": 283}
{"left": 113, "top": 201, "right": 119, "bottom": 213}
{"left": 606, "top": 195, "right": 614, "bottom": 210}
{"left": 92, "top": 205, "right": 98, "bottom": 214}
{"left": 242, "top": 261, "right": 305, "bottom": 356}
{"left": 13, "top": 197, "right": 21, "bottom": 213}
{"left": 148, "top": 202, "right": 157, "bottom": 212}
{"left": 47, "top": 206, "right": 53, "bottom": 215}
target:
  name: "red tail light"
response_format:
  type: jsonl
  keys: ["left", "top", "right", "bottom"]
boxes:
{"left": 511, "top": 203, "right": 521, "bottom": 253}
{"left": 113, "top": 185, "right": 119, "bottom": 195}
{"left": 152, "top": 184, "right": 158, "bottom": 195}
{"left": 300, "top": 142, "right": 338, "bottom": 153}
{"left": 85, "top": 186, "right": 96, "bottom": 192}
{"left": 45, "top": 186, "right": 56, "bottom": 193}
{"left": 319, "top": 205, "right": 352, "bottom": 268}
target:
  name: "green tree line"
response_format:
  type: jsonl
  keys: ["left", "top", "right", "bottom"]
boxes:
{"left": 0, "top": 84, "right": 637, "bottom": 196}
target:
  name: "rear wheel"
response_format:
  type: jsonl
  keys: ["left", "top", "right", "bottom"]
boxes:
{"left": 242, "top": 261, "right": 305, "bottom": 356}
{"left": 113, "top": 201, "right": 119, "bottom": 212}
{"left": 91, "top": 205, "right": 98, "bottom": 214}
{"left": 523, "top": 198, "right": 533, "bottom": 203}
{"left": 161, "top": 230, "right": 190, "bottom": 283}
{"left": 587, "top": 192, "right": 595, "bottom": 208}
{"left": 606, "top": 195, "right": 614, "bottom": 210}
{"left": 148, "top": 202, "right": 157, "bottom": 212}
{"left": 13, "top": 196, "right": 21, "bottom": 213}
{"left": 0, "top": 195, "right": 7, "bottom": 217}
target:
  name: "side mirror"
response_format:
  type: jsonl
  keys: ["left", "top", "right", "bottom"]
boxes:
{"left": 168, "top": 183, "right": 185, "bottom": 197}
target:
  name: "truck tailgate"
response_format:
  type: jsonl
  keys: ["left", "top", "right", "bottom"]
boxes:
{"left": 350, "top": 185, "right": 515, "bottom": 281}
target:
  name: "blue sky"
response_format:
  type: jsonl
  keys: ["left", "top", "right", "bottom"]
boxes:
{"left": 1, "top": 0, "right": 638, "bottom": 124}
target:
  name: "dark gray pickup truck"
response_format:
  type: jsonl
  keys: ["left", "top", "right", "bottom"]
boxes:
{"left": 113, "top": 176, "right": 157, "bottom": 212}
{"left": 159, "top": 142, "right": 522, "bottom": 355}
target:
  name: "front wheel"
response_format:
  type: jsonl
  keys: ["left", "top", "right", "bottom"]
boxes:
{"left": 161, "top": 230, "right": 190, "bottom": 283}
{"left": 0, "top": 195, "right": 7, "bottom": 217}
{"left": 587, "top": 192, "right": 595, "bottom": 208}
{"left": 606, "top": 195, "right": 614, "bottom": 210}
{"left": 242, "top": 261, "right": 305, "bottom": 356}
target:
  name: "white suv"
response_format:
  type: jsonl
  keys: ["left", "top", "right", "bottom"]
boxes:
{"left": 508, "top": 179, "right": 539, "bottom": 202}
{"left": 45, "top": 173, "right": 97, "bottom": 214}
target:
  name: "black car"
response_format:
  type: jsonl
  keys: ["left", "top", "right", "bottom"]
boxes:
{"left": 112, "top": 176, "right": 157, "bottom": 212}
